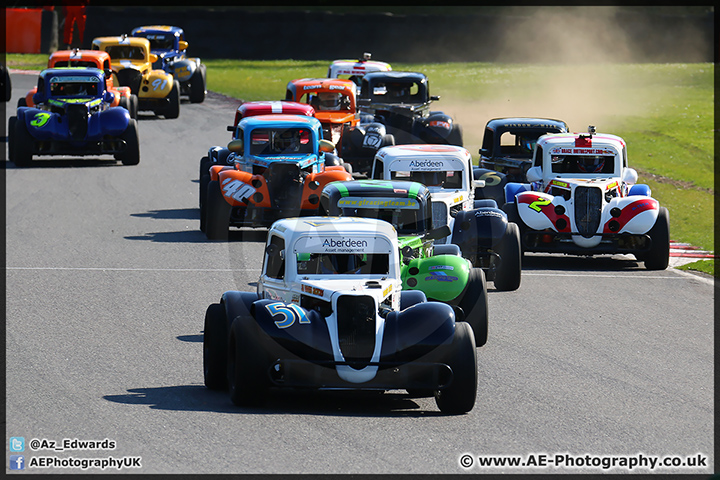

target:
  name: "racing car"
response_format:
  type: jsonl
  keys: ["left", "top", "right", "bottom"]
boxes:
{"left": 501, "top": 127, "right": 670, "bottom": 270}
{"left": 7, "top": 67, "right": 139, "bottom": 167}
{"left": 327, "top": 52, "right": 392, "bottom": 93}
{"left": 203, "top": 216, "right": 478, "bottom": 413}
{"left": 285, "top": 77, "right": 359, "bottom": 152}
{"left": 202, "top": 114, "right": 353, "bottom": 239}
{"left": 340, "top": 71, "right": 462, "bottom": 174}
{"left": 92, "top": 34, "right": 180, "bottom": 118}
{"left": 18, "top": 48, "right": 139, "bottom": 119}
{"left": 321, "top": 179, "right": 489, "bottom": 346}
{"left": 479, "top": 117, "right": 569, "bottom": 182}
{"left": 131, "top": 25, "right": 206, "bottom": 103}
{"left": 371, "top": 144, "right": 522, "bottom": 291}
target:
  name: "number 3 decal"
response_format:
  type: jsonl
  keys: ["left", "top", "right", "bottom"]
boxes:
{"left": 265, "top": 302, "right": 309, "bottom": 329}
{"left": 30, "top": 112, "right": 51, "bottom": 128}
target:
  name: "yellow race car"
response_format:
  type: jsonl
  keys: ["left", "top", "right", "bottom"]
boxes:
{"left": 91, "top": 34, "right": 180, "bottom": 118}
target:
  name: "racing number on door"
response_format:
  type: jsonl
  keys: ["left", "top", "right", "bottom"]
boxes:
{"left": 265, "top": 302, "right": 310, "bottom": 329}
{"left": 478, "top": 171, "right": 502, "bottom": 187}
{"left": 529, "top": 196, "right": 552, "bottom": 212}
{"left": 30, "top": 112, "right": 51, "bottom": 128}
{"left": 151, "top": 78, "right": 168, "bottom": 91}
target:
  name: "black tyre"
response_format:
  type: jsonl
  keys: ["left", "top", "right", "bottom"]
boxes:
{"left": 643, "top": 207, "right": 670, "bottom": 270}
{"left": 118, "top": 119, "right": 140, "bottom": 166}
{"left": 129, "top": 94, "right": 139, "bottom": 120}
{"left": 228, "top": 315, "right": 269, "bottom": 406}
{"left": 16, "top": 96, "right": 27, "bottom": 108}
{"left": 203, "top": 303, "right": 228, "bottom": 390}
{"left": 493, "top": 222, "right": 522, "bottom": 291}
{"left": 8, "top": 116, "right": 17, "bottom": 162}
{"left": 434, "top": 322, "right": 477, "bottom": 414}
{"left": 189, "top": 64, "right": 206, "bottom": 103}
{"left": 199, "top": 173, "right": 210, "bottom": 232}
{"left": 205, "top": 180, "right": 231, "bottom": 241}
{"left": 13, "top": 116, "right": 33, "bottom": 167}
{"left": 164, "top": 80, "right": 181, "bottom": 119}
{"left": 457, "top": 267, "right": 488, "bottom": 347}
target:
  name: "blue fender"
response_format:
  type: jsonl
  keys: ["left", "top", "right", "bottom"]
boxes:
{"left": 628, "top": 184, "right": 652, "bottom": 197}
{"left": 251, "top": 298, "right": 333, "bottom": 361}
{"left": 473, "top": 167, "right": 508, "bottom": 205}
{"left": 504, "top": 181, "right": 531, "bottom": 204}
{"left": 90, "top": 107, "right": 130, "bottom": 139}
{"left": 172, "top": 58, "right": 196, "bottom": 82}
{"left": 451, "top": 207, "right": 508, "bottom": 254}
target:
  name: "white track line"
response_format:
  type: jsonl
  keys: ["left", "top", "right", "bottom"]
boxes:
{"left": 6, "top": 267, "right": 260, "bottom": 272}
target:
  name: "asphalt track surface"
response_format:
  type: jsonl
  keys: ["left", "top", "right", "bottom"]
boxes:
{"left": 4, "top": 72, "right": 714, "bottom": 475}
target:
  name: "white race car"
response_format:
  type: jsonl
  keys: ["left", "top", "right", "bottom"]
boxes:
{"left": 203, "top": 216, "right": 478, "bottom": 413}
{"left": 502, "top": 127, "right": 670, "bottom": 270}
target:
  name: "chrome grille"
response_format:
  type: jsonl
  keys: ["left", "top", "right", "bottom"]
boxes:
{"left": 574, "top": 186, "right": 602, "bottom": 237}
{"left": 431, "top": 202, "right": 448, "bottom": 243}
{"left": 336, "top": 295, "right": 376, "bottom": 367}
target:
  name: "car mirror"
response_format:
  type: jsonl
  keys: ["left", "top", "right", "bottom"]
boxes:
{"left": 149, "top": 53, "right": 158, "bottom": 64}
{"left": 178, "top": 41, "right": 188, "bottom": 51}
{"left": 425, "top": 225, "right": 451, "bottom": 241}
{"left": 430, "top": 95, "right": 440, "bottom": 101}
{"left": 472, "top": 179, "right": 486, "bottom": 189}
{"left": 104, "top": 91, "right": 115, "bottom": 103}
{"left": 32, "top": 92, "right": 43, "bottom": 104}
{"left": 526, "top": 166, "right": 543, "bottom": 183}
{"left": 622, "top": 167, "right": 638, "bottom": 185}
{"left": 228, "top": 139, "right": 244, "bottom": 154}
{"left": 319, "top": 139, "right": 335, "bottom": 153}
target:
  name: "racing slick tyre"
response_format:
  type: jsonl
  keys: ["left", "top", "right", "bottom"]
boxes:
{"left": 189, "top": 64, "right": 206, "bottom": 104}
{"left": 228, "top": 314, "right": 270, "bottom": 406}
{"left": 163, "top": 80, "right": 181, "bottom": 119}
{"left": 8, "top": 116, "right": 17, "bottom": 163}
{"left": 434, "top": 322, "right": 477, "bottom": 414}
{"left": 128, "top": 94, "right": 139, "bottom": 120}
{"left": 117, "top": 119, "right": 140, "bottom": 166}
{"left": 643, "top": 207, "right": 670, "bottom": 271}
{"left": 492, "top": 222, "right": 522, "bottom": 291}
{"left": 457, "top": 267, "right": 488, "bottom": 347}
{"left": 203, "top": 303, "right": 228, "bottom": 390}
{"left": 13, "top": 116, "right": 33, "bottom": 167}
{"left": 205, "top": 180, "right": 231, "bottom": 241}
{"left": 501, "top": 202, "right": 526, "bottom": 255}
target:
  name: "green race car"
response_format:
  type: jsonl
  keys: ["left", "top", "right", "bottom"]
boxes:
{"left": 321, "top": 179, "right": 488, "bottom": 346}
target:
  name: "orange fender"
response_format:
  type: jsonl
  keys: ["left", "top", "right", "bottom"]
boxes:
{"left": 301, "top": 168, "right": 353, "bottom": 209}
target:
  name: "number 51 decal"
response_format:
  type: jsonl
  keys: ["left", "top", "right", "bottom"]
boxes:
{"left": 265, "top": 302, "right": 309, "bottom": 329}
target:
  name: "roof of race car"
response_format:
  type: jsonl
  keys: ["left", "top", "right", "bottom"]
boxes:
{"left": 323, "top": 179, "right": 430, "bottom": 202}
{"left": 288, "top": 78, "right": 356, "bottom": 90}
{"left": 237, "top": 114, "right": 322, "bottom": 130}
{"left": 131, "top": 25, "right": 183, "bottom": 36}
{"left": 41, "top": 67, "right": 105, "bottom": 80}
{"left": 376, "top": 144, "right": 471, "bottom": 164}
{"left": 537, "top": 132, "right": 626, "bottom": 152}
{"left": 362, "top": 71, "right": 428, "bottom": 84}
{"left": 485, "top": 117, "right": 569, "bottom": 132}
{"left": 237, "top": 101, "right": 314, "bottom": 117}
{"left": 49, "top": 49, "right": 110, "bottom": 64}
{"left": 92, "top": 36, "right": 151, "bottom": 49}
{"left": 270, "top": 216, "right": 398, "bottom": 249}
{"left": 329, "top": 58, "right": 392, "bottom": 73}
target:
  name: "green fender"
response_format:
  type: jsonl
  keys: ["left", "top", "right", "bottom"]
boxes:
{"left": 401, "top": 254, "right": 470, "bottom": 303}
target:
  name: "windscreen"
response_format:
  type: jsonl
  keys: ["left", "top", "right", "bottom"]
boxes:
{"left": 104, "top": 46, "right": 145, "bottom": 61}
{"left": 390, "top": 169, "right": 462, "bottom": 189}
{"left": 250, "top": 128, "right": 313, "bottom": 155}
{"left": 296, "top": 253, "right": 390, "bottom": 275}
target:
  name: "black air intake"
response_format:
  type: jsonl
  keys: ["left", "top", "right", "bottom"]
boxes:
{"left": 574, "top": 186, "right": 602, "bottom": 238}
{"left": 336, "top": 295, "right": 376, "bottom": 367}
{"left": 115, "top": 69, "right": 143, "bottom": 95}
{"left": 66, "top": 103, "right": 89, "bottom": 141}
{"left": 264, "top": 162, "right": 303, "bottom": 210}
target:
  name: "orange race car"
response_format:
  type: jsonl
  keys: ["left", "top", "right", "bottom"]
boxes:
{"left": 18, "top": 49, "right": 138, "bottom": 119}
{"left": 284, "top": 78, "right": 359, "bottom": 152}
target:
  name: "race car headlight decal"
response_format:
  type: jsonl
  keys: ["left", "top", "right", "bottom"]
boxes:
{"left": 555, "top": 218, "right": 567, "bottom": 231}
{"left": 608, "top": 220, "right": 620, "bottom": 232}
{"left": 554, "top": 205, "right": 565, "bottom": 216}
{"left": 610, "top": 207, "right": 622, "bottom": 218}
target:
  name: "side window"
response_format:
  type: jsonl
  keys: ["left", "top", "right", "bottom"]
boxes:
{"left": 480, "top": 129, "right": 494, "bottom": 153}
{"left": 533, "top": 146, "right": 543, "bottom": 167}
{"left": 264, "top": 235, "right": 285, "bottom": 280}
{"left": 371, "top": 159, "right": 384, "bottom": 179}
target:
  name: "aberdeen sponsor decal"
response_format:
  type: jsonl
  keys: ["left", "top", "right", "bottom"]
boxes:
{"left": 322, "top": 238, "right": 368, "bottom": 249}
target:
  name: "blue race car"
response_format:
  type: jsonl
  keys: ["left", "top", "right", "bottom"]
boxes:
{"left": 8, "top": 67, "right": 139, "bottom": 166}
{"left": 131, "top": 25, "right": 207, "bottom": 103}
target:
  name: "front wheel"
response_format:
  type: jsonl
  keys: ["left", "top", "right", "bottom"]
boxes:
{"left": 434, "top": 322, "right": 477, "bottom": 414}
{"left": 189, "top": 64, "right": 206, "bottom": 103}
{"left": 644, "top": 207, "right": 670, "bottom": 270}
{"left": 205, "top": 180, "right": 231, "bottom": 241}
{"left": 203, "top": 303, "right": 228, "bottom": 390}
{"left": 457, "top": 267, "right": 488, "bottom": 347}
{"left": 228, "top": 315, "right": 269, "bottom": 406}
{"left": 118, "top": 119, "right": 140, "bottom": 165}
{"left": 492, "top": 222, "right": 522, "bottom": 291}
{"left": 13, "top": 116, "right": 33, "bottom": 167}
{"left": 163, "top": 80, "right": 181, "bottom": 119}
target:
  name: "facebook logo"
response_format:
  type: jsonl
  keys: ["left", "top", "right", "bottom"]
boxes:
{"left": 10, "top": 455, "right": 25, "bottom": 470}
{"left": 10, "top": 437, "right": 25, "bottom": 452}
